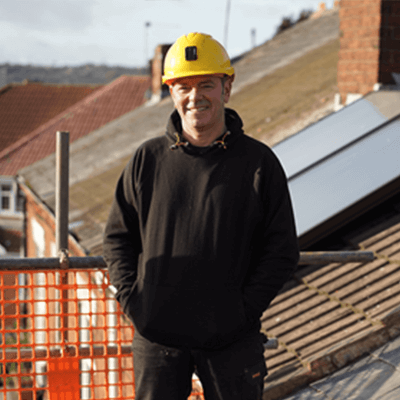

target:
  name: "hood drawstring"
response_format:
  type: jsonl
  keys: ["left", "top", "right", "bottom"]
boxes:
{"left": 213, "top": 131, "right": 230, "bottom": 150}
{"left": 170, "top": 133, "right": 189, "bottom": 150}
{"left": 170, "top": 131, "right": 231, "bottom": 151}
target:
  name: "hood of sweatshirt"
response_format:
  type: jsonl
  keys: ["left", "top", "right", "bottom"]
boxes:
{"left": 165, "top": 107, "right": 244, "bottom": 154}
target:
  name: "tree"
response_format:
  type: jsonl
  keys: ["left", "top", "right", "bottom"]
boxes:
{"left": 275, "top": 16, "right": 294, "bottom": 36}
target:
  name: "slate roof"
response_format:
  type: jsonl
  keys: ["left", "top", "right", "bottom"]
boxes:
{"left": 0, "top": 75, "right": 150, "bottom": 176}
{"left": 232, "top": 8, "right": 338, "bottom": 95}
{"left": 0, "top": 81, "right": 100, "bottom": 153}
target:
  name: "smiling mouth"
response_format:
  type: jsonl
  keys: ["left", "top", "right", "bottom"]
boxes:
{"left": 187, "top": 106, "right": 208, "bottom": 112}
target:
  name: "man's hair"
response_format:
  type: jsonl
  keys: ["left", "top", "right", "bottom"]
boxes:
{"left": 221, "top": 74, "right": 233, "bottom": 95}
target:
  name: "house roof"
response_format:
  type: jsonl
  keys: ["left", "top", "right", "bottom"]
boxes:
{"left": 262, "top": 213, "right": 400, "bottom": 397}
{"left": 0, "top": 75, "right": 150, "bottom": 176}
{"left": 0, "top": 81, "right": 100, "bottom": 153}
{"left": 273, "top": 90, "right": 400, "bottom": 248}
{"left": 231, "top": 7, "right": 338, "bottom": 95}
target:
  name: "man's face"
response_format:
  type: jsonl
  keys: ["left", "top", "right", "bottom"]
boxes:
{"left": 169, "top": 74, "right": 232, "bottom": 133}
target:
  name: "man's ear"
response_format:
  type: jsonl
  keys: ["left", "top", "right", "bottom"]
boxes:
{"left": 223, "top": 75, "right": 234, "bottom": 103}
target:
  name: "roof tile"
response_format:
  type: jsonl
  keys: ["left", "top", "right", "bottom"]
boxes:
{"left": 0, "top": 82, "right": 100, "bottom": 153}
{"left": 0, "top": 75, "right": 150, "bottom": 176}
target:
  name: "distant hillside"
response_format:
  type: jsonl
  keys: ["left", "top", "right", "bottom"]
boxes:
{"left": 0, "top": 63, "right": 148, "bottom": 86}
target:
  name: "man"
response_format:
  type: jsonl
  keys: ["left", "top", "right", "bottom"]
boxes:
{"left": 103, "top": 32, "right": 299, "bottom": 399}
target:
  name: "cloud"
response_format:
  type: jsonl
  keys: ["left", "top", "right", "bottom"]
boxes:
{"left": 0, "top": 0, "right": 95, "bottom": 32}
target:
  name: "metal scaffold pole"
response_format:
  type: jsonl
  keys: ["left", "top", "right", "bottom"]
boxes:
{"left": 56, "top": 131, "right": 70, "bottom": 253}
{"left": 55, "top": 131, "right": 70, "bottom": 349}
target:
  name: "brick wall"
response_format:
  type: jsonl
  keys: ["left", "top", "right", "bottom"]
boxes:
{"left": 338, "top": 0, "right": 400, "bottom": 104}
{"left": 380, "top": 1, "right": 400, "bottom": 83}
{"left": 20, "top": 184, "right": 85, "bottom": 258}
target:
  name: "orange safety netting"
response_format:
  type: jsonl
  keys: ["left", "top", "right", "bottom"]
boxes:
{"left": 0, "top": 269, "right": 204, "bottom": 399}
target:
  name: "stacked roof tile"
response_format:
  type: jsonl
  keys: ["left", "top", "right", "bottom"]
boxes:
{"left": 0, "top": 75, "right": 150, "bottom": 176}
{"left": 0, "top": 82, "right": 100, "bottom": 153}
{"left": 262, "top": 216, "right": 400, "bottom": 398}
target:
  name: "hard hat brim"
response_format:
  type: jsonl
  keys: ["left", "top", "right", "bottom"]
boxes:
{"left": 162, "top": 68, "right": 235, "bottom": 85}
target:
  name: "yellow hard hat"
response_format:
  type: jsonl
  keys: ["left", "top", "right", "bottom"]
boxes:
{"left": 162, "top": 32, "right": 235, "bottom": 85}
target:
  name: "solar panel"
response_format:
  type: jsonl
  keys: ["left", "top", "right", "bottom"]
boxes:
{"left": 273, "top": 91, "right": 400, "bottom": 179}
{"left": 272, "top": 91, "right": 400, "bottom": 246}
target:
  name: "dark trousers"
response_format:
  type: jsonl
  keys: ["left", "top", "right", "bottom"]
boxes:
{"left": 132, "top": 329, "right": 267, "bottom": 400}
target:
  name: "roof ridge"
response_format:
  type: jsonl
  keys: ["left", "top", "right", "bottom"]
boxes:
{"left": 76, "top": 74, "right": 147, "bottom": 108}
{"left": 0, "top": 75, "right": 149, "bottom": 162}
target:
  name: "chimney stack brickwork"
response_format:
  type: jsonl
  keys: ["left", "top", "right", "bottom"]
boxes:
{"left": 380, "top": 1, "right": 400, "bottom": 82}
{"left": 151, "top": 44, "right": 171, "bottom": 100}
{"left": 338, "top": 0, "right": 400, "bottom": 104}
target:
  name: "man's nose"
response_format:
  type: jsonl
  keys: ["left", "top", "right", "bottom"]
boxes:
{"left": 189, "top": 87, "right": 202, "bottom": 101}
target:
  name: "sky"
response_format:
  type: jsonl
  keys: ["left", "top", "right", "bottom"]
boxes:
{"left": 0, "top": 0, "right": 336, "bottom": 68}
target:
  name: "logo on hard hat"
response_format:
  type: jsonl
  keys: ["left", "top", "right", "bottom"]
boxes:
{"left": 185, "top": 46, "right": 197, "bottom": 61}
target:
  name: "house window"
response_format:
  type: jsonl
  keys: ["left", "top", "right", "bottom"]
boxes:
{"left": 0, "top": 179, "right": 21, "bottom": 215}
{"left": 1, "top": 183, "right": 12, "bottom": 211}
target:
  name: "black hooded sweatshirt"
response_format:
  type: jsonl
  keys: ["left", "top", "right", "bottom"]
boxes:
{"left": 103, "top": 108, "right": 299, "bottom": 350}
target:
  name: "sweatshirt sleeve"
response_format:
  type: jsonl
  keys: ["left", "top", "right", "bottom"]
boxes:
{"left": 243, "top": 153, "right": 299, "bottom": 321}
{"left": 103, "top": 158, "right": 142, "bottom": 315}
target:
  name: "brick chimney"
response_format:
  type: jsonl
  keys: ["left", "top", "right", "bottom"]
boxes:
{"left": 150, "top": 44, "right": 171, "bottom": 102}
{"left": 311, "top": 2, "right": 327, "bottom": 19}
{"left": 337, "top": 0, "right": 400, "bottom": 105}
